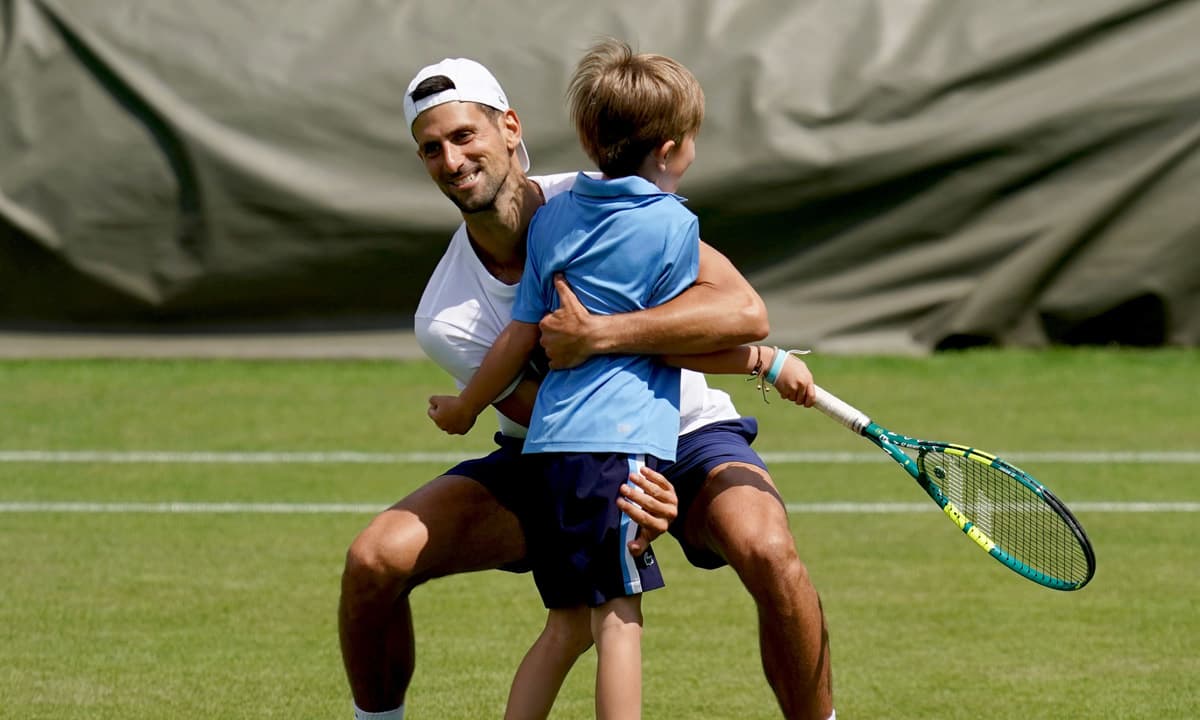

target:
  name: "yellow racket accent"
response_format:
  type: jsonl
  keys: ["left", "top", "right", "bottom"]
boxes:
{"left": 942, "top": 501, "right": 997, "bottom": 553}
{"left": 943, "top": 444, "right": 996, "bottom": 463}
{"left": 812, "top": 384, "right": 1095, "bottom": 590}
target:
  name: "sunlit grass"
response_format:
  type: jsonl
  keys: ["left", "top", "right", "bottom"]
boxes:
{"left": 0, "top": 349, "right": 1196, "bottom": 718}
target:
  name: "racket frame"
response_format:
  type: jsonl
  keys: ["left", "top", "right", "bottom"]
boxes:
{"left": 813, "top": 385, "right": 1096, "bottom": 591}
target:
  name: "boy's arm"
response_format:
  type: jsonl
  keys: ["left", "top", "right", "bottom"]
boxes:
{"left": 428, "top": 320, "right": 540, "bottom": 434}
{"left": 490, "top": 377, "right": 539, "bottom": 429}
{"left": 663, "top": 345, "right": 817, "bottom": 407}
{"left": 537, "top": 241, "right": 769, "bottom": 369}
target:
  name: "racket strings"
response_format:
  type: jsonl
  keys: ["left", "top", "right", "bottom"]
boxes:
{"left": 920, "top": 452, "right": 1092, "bottom": 584}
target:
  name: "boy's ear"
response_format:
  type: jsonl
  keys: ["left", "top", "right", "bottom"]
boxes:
{"left": 652, "top": 139, "right": 677, "bottom": 169}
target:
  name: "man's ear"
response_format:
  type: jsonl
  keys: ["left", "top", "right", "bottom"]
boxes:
{"left": 502, "top": 108, "right": 523, "bottom": 154}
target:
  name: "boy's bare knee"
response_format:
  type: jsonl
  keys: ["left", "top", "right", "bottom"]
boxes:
{"left": 542, "top": 610, "right": 595, "bottom": 658}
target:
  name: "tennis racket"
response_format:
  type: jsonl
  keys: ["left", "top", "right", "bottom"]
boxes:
{"left": 812, "top": 385, "right": 1095, "bottom": 591}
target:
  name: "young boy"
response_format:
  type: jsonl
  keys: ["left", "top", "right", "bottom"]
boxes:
{"left": 428, "top": 40, "right": 813, "bottom": 719}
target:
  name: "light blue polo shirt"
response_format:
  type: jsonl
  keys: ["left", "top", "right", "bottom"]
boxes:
{"left": 512, "top": 172, "right": 700, "bottom": 461}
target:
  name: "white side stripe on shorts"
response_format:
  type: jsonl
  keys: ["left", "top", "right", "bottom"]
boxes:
{"left": 619, "top": 455, "right": 646, "bottom": 594}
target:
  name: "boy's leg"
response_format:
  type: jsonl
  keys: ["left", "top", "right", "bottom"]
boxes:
{"left": 591, "top": 595, "right": 644, "bottom": 720}
{"left": 504, "top": 606, "right": 593, "bottom": 720}
{"left": 537, "top": 453, "right": 662, "bottom": 720}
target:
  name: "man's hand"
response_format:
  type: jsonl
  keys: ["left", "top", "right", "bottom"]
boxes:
{"left": 771, "top": 350, "right": 817, "bottom": 408}
{"left": 539, "top": 274, "right": 603, "bottom": 370}
{"left": 617, "top": 465, "right": 679, "bottom": 557}
{"left": 427, "top": 395, "right": 477, "bottom": 435}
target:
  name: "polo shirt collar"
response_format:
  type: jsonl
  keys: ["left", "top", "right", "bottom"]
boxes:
{"left": 572, "top": 172, "right": 685, "bottom": 201}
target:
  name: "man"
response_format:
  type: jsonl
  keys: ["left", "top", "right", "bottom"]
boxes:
{"left": 338, "top": 56, "right": 834, "bottom": 720}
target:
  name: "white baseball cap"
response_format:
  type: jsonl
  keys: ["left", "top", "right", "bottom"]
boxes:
{"left": 404, "top": 57, "right": 531, "bottom": 171}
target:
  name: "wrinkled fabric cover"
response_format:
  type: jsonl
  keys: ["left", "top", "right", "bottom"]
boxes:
{"left": 2, "top": 0, "right": 1197, "bottom": 350}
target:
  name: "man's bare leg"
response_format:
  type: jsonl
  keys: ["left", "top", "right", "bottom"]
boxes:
{"left": 338, "top": 474, "right": 527, "bottom": 711}
{"left": 683, "top": 462, "right": 833, "bottom": 720}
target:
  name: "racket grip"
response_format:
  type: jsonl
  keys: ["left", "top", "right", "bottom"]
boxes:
{"left": 812, "top": 385, "right": 871, "bottom": 434}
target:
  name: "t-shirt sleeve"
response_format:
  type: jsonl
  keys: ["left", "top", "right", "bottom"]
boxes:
{"left": 649, "top": 210, "right": 701, "bottom": 305}
{"left": 413, "top": 316, "right": 524, "bottom": 401}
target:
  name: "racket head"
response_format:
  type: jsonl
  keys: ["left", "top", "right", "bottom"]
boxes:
{"left": 913, "top": 442, "right": 1096, "bottom": 590}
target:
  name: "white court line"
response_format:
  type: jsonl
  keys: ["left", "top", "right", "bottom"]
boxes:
{"left": 788, "top": 501, "right": 1200, "bottom": 513}
{"left": 0, "top": 501, "right": 1195, "bottom": 514}
{"left": 2, "top": 450, "right": 1199, "bottom": 464}
{"left": 0, "top": 502, "right": 382, "bottom": 513}
{"left": 765, "top": 451, "right": 1200, "bottom": 464}
{"left": 0, "top": 450, "right": 465, "bottom": 464}
{"left": 3, "top": 450, "right": 1195, "bottom": 515}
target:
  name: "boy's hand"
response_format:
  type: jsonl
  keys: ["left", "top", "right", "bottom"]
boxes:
{"left": 428, "top": 395, "right": 478, "bottom": 435}
{"left": 618, "top": 465, "right": 679, "bottom": 557}
{"left": 771, "top": 351, "right": 816, "bottom": 407}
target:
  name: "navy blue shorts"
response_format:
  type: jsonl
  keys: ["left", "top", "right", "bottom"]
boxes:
{"left": 525, "top": 453, "right": 665, "bottom": 608}
{"left": 444, "top": 433, "right": 539, "bottom": 573}
{"left": 445, "top": 417, "right": 766, "bottom": 573}
{"left": 658, "top": 418, "right": 767, "bottom": 569}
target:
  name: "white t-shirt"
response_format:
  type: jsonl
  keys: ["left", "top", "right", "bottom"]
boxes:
{"left": 414, "top": 171, "right": 741, "bottom": 439}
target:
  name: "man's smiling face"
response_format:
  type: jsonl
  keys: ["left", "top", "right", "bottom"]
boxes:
{"left": 412, "top": 101, "right": 516, "bottom": 214}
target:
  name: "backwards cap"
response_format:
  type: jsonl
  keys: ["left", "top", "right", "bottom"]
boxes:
{"left": 403, "top": 57, "right": 530, "bottom": 171}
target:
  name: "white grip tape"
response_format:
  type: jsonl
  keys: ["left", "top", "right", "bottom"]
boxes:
{"left": 812, "top": 385, "right": 870, "bottom": 434}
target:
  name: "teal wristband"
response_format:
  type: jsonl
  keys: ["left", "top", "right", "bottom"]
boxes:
{"left": 763, "top": 347, "right": 788, "bottom": 384}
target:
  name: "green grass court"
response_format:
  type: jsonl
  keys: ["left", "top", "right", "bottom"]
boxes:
{"left": 1, "top": 349, "right": 1197, "bottom": 718}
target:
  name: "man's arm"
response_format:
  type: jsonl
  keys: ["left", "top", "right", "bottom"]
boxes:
{"left": 538, "top": 240, "right": 769, "bottom": 369}
{"left": 664, "top": 345, "right": 816, "bottom": 407}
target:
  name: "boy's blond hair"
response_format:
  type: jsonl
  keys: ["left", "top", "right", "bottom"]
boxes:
{"left": 567, "top": 38, "right": 704, "bottom": 178}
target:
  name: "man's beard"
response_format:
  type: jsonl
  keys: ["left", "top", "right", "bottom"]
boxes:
{"left": 442, "top": 165, "right": 509, "bottom": 214}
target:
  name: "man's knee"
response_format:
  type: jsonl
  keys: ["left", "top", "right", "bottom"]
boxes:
{"left": 694, "top": 464, "right": 801, "bottom": 576}
{"left": 703, "top": 487, "right": 808, "bottom": 587}
{"left": 729, "top": 523, "right": 806, "bottom": 581}
{"left": 342, "top": 514, "right": 425, "bottom": 599}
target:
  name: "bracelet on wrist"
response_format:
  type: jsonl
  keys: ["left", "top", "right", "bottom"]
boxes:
{"left": 745, "top": 345, "right": 772, "bottom": 402}
{"left": 749, "top": 347, "right": 813, "bottom": 404}
{"left": 748, "top": 345, "right": 764, "bottom": 378}
{"left": 763, "top": 346, "right": 789, "bottom": 385}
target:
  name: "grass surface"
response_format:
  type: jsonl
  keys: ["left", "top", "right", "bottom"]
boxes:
{"left": 1, "top": 349, "right": 1197, "bottom": 718}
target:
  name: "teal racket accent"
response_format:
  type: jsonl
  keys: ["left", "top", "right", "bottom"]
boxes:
{"left": 814, "top": 386, "right": 1095, "bottom": 591}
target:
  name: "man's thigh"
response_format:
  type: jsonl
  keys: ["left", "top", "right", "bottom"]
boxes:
{"left": 663, "top": 418, "right": 779, "bottom": 569}
{"left": 364, "top": 474, "right": 529, "bottom": 586}
{"left": 679, "top": 461, "right": 790, "bottom": 564}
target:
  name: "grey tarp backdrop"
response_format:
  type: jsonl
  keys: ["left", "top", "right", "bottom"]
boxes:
{"left": 2, "top": 0, "right": 1198, "bottom": 352}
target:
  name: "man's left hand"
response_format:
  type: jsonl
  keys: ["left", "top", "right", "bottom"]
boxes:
{"left": 618, "top": 465, "right": 679, "bottom": 557}
{"left": 539, "top": 273, "right": 602, "bottom": 369}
